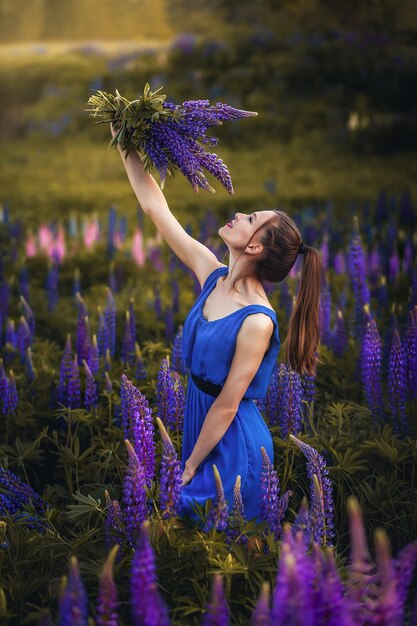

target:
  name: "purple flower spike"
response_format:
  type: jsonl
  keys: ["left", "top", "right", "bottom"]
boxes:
{"left": 332, "top": 309, "right": 348, "bottom": 358}
{"left": 120, "top": 374, "right": 155, "bottom": 486}
{"left": 292, "top": 497, "right": 311, "bottom": 547}
{"left": 5, "top": 319, "right": 17, "bottom": 349}
{"left": 373, "top": 529, "right": 402, "bottom": 626}
{"left": 388, "top": 329, "right": 408, "bottom": 435}
{"left": 134, "top": 343, "right": 146, "bottom": 381}
{"left": 392, "top": 540, "right": 417, "bottom": 620}
{"left": 19, "top": 295, "right": 35, "bottom": 338}
{"left": 311, "top": 544, "right": 353, "bottom": 626}
{"left": 156, "top": 417, "right": 183, "bottom": 520}
{"left": 345, "top": 497, "right": 375, "bottom": 624}
{"left": 96, "top": 545, "right": 119, "bottom": 626}
{"left": 104, "top": 372, "right": 113, "bottom": 394}
{"left": 404, "top": 311, "right": 417, "bottom": 400}
{"left": 250, "top": 581, "right": 271, "bottom": 626}
{"left": 226, "top": 475, "right": 248, "bottom": 545}
{"left": 67, "top": 355, "right": 82, "bottom": 409}
{"left": 203, "top": 465, "right": 229, "bottom": 532}
{"left": 277, "top": 364, "right": 303, "bottom": 439}
{"left": 347, "top": 215, "right": 371, "bottom": 338}
{"left": 58, "top": 556, "right": 88, "bottom": 626}
{"left": 202, "top": 573, "right": 230, "bottom": 626}
{"left": 3, "top": 370, "right": 18, "bottom": 415}
{"left": 104, "top": 490, "right": 124, "bottom": 556}
{"left": 25, "top": 347, "right": 36, "bottom": 383}
{"left": 17, "top": 316, "right": 31, "bottom": 361}
{"left": 89, "top": 335, "right": 100, "bottom": 376}
{"left": 122, "top": 310, "right": 135, "bottom": 365}
{"left": 58, "top": 335, "right": 73, "bottom": 405}
{"left": 360, "top": 317, "right": 384, "bottom": 421}
{"left": 130, "top": 520, "right": 171, "bottom": 626}
{"left": 171, "top": 326, "right": 187, "bottom": 376}
{"left": 289, "top": 434, "right": 335, "bottom": 547}
{"left": 123, "top": 440, "right": 148, "bottom": 547}
{"left": 97, "top": 306, "right": 109, "bottom": 357}
{"left": 156, "top": 357, "right": 185, "bottom": 431}
{"left": 82, "top": 359, "right": 98, "bottom": 409}
{"left": 259, "top": 447, "right": 282, "bottom": 540}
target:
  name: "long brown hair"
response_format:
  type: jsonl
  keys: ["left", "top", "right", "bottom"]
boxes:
{"left": 226, "top": 209, "right": 325, "bottom": 376}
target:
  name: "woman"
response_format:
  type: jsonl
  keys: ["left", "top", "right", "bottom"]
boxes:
{"left": 111, "top": 125, "right": 325, "bottom": 525}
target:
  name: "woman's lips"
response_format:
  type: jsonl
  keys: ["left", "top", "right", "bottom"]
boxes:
{"left": 226, "top": 222, "right": 232, "bottom": 228}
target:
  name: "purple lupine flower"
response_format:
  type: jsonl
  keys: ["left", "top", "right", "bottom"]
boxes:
{"left": 19, "top": 295, "right": 35, "bottom": 339}
{"left": 277, "top": 364, "right": 303, "bottom": 439}
{"left": 58, "top": 556, "right": 88, "bottom": 626}
{"left": 156, "top": 357, "right": 185, "bottom": 431}
{"left": 129, "top": 298, "right": 136, "bottom": 343}
{"left": 309, "top": 473, "right": 326, "bottom": 545}
{"left": 58, "top": 335, "right": 73, "bottom": 405}
{"left": 289, "top": 434, "right": 335, "bottom": 547}
{"left": 319, "top": 279, "right": 332, "bottom": 345}
{"left": 259, "top": 447, "right": 289, "bottom": 540}
{"left": 333, "top": 250, "right": 346, "bottom": 274}
{"left": 89, "top": 334, "right": 100, "bottom": 376}
{"left": 301, "top": 370, "right": 316, "bottom": 406}
{"left": 347, "top": 216, "right": 371, "bottom": 338}
{"left": 0, "top": 359, "right": 8, "bottom": 409}
{"left": 123, "top": 439, "right": 148, "bottom": 546}
{"left": 292, "top": 497, "right": 311, "bottom": 547}
{"left": 388, "top": 246, "right": 401, "bottom": 283}
{"left": 271, "top": 528, "right": 314, "bottom": 626}
{"left": 250, "top": 581, "right": 271, "bottom": 626}
{"left": 46, "top": 262, "right": 59, "bottom": 312}
{"left": 104, "top": 372, "right": 113, "bottom": 394}
{"left": 332, "top": 309, "right": 348, "bottom": 357}
{"left": 3, "top": 370, "right": 18, "bottom": 414}
{"left": 373, "top": 529, "right": 403, "bottom": 626}
{"left": 203, "top": 464, "right": 228, "bottom": 532}
{"left": 105, "top": 288, "right": 116, "bottom": 357}
{"left": 120, "top": 374, "right": 155, "bottom": 486}
{"left": 16, "top": 316, "right": 31, "bottom": 362}
{"left": 0, "top": 467, "right": 45, "bottom": 514}
{"left": 5, "top": 319, "right": 17, "bottom": 349}
{"left": 226, "top": 474, "right": 248, "bottom": 545}
{"left": 130, "top": 520, "right": 171, "bottom": 626}
{"left": 77, "top": 314, "right": 91, "bottom": 367}
{"left": 96, "top": 545, "right": 119, "bottom": 626}
{"left": 156, "top": 416, "right": 182, "bottom": 519}
{"left": 202, "top": 573, "right": 230, "bottom": 626}
{"left": 264, "top": 363, "right": 279, "bottom": 427}
{"left": 360, "top": 318, "right": 384, "bottom": 421}
{"left": 388, "top": 329, "right": 408, "bottom": 435}
{"left": 122, "top": 310, "right": 135, "bottom": 365}
{"left": 25, "top": 347, "right": 36, "bottom": 383}
{"left": 67, "top": 355, "right": 82, "bottom": 409}
{"left": 345, "top": 496, "right": 374, "bottom": 624}
{"left": 392, "top": 540, "right": 417, "bottom": 619}
{"left": 97, "top": 305, "right": 109, "bottom": 357}
{"left": 104, "top": 349, "right": 111, "bottom": 374}
{"left": 311, "top": 543, "right": 353, "bottom": 626}
{"left": 171, "top": 326, "right": 187, "bottom": 376}
{"left": 404, "top": 311, "right": 417, "bottom": 400}
{"left": 134, "top": 343, "right": 146, "bottom": 381}
{"left": 104, "top": 490, "right": 124, "bottom": 556}
{"left": 367, "top": 244, "right": 382, "bottom": 285}
{"left": 83, "top": 360, "right": 98, "bottom": 409}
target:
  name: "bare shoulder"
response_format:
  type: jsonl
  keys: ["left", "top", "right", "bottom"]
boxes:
{"left": 238, "top": 313, "right": 274, "bottom": 340}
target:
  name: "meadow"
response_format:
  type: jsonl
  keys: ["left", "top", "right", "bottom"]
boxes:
{"left": 1, "top": 18, "right": 417, "bottom": 626}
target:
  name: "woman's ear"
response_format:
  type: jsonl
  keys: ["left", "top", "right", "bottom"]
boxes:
{"left": 245, "top": 243, "right": 264, "bottom": 256}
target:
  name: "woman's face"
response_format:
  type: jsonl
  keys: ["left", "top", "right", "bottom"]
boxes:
{"left": 219, "top": 210, "right": 277, "bottom": 253}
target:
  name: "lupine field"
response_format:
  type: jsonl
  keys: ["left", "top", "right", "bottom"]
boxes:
{"left": 1, "top": 2, "right": 417, "bottom": 625}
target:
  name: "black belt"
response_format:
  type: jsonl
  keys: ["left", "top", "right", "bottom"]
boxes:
{"left": 191, "top": 373, "right": 223, "bottom": 397}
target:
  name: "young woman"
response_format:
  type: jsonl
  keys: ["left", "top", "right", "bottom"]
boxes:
{"left": 111, "top": 125, "right": 325, "bottom": 525}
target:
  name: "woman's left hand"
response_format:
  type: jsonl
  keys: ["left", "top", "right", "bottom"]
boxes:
{"left": 180, "top": 463, "right": 196, "bottom": 487}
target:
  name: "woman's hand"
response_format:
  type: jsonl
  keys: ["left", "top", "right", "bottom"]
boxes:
{"left": 180, "top": 462, "right": 197, "bottom": 487}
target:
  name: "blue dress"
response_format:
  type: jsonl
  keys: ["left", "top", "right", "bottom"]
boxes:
{"left": 179, "top": 265, "right": 280, "bottom": 524}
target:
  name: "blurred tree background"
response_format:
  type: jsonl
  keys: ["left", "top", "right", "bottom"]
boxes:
{"left": 0, "top": 0, "right": 416, "bottom": 229}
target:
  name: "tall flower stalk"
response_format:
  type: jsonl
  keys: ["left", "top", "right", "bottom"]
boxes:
{"left": 155, "top": 417, "right": 182, "bottom": 520}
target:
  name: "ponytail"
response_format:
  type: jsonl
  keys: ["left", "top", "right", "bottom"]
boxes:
{"left": 283, "top": 245, "right": 325, "bottom": 376}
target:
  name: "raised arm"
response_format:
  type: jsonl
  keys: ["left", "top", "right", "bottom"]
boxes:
{"left": 111, "top": 125, "right": 222, "bottom": 286}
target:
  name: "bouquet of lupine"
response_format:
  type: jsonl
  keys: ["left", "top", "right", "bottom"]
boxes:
{"left": 85, "top": 82, "right": 258, "bottom": 194}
